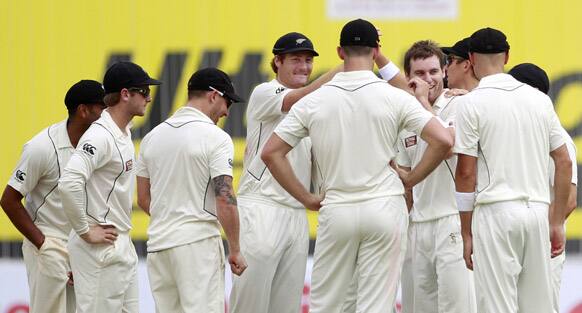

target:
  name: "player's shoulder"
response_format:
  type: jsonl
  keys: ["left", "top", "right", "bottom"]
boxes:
{"left": 250, "top": 79, "right": 287, "bottom": 100}
{"left": 24, "top": 121, "right": 66, "bottom": 153}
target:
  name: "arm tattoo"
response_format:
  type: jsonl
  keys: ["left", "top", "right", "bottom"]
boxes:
{"left": 213, "top": 175, "right": 237, "bottom": 205}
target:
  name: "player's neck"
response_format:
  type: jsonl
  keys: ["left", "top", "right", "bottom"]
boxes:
{"left": 66, "top": 118, "right": 89, "bottom": 148}
{"left": 343, "top": 57, "right": 374, "bottom": 72}
{"left": 107, "top": 106, "right": 133, "bottom": 134}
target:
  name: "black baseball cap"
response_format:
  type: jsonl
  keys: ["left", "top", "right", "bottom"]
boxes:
{"left": 469, "top": 27, "right": 510, "bottom": 54}
{"left": 188, "top": 68, "right": 244, "bottom": 103}
{"left": 103, "top": 61, "right": 161, "bottom": 94}
{"left": 64, "top": 80, "right": 105, "bottom": 112}
{"left": 442, "top": 37, "right": 471, "bottom": 60}
{"left": 508, "top": 63, "right": 550, "bottom": 94}
{"left": 340, "top": 19, "right": 379, "bottom": 48}
{"left": 272, "top": 32, "right": 319, "bottom": 56}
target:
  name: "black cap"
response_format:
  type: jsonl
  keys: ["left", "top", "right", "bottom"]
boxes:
{"left": 508, "top": 63, "right": 550, "bottom": 94}
{"left": 442, "top": 37, "right": 471, "bottom": 60}
{"left": 469, "top": 27, "right": 510, "bottom": 54}
{"left": 187, "top": 68, "right": 244, "bottom": 103}
{"left": 103, "top": 61, "right": 161, "bottom": 94}
{"left": 340, "top": 19, "right": 379, "bottom": 48}
{"left": 64, "top": 80, "right": 105, "bottom": 112}
{"left": 272, "top": 32, "right": 319, "bottom": 56}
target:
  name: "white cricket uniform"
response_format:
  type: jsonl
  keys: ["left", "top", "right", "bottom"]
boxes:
{"left": 454, "top": 73, "right": 565, "bottom": 313}
{"left": 229, "top": 79, "right": 311, "bottom": 313}
{"left": 548, "top": 128, "right": 577, "bottom": 313}
{"left": 8, "top": 120, "right": 75, "bottom": 313}
{"left": 136, "top": 106, "right": 233, "bottom": 313}
{"left": 275, "top": 70, "right": 433, "bottom": 313}
{"left": 396, "top": 93, "right": 476, "bottom": 313}
{"left": 59, "top": 110, "right": 138, "bottom": 313}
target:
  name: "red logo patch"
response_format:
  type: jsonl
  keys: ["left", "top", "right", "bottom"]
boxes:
{"left": 125, "top": 160, "right": 133, "bottom": 171}
{"left": 405, "top": 135, "right": 417, "bottom": 148}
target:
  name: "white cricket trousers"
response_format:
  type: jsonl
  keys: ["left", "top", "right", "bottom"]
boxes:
{"left": 22, "top": 237, "right": 75, "bottom": 313}
{"left": 68, "top": 231, "right": 139, "bottom": 313}
{"left": 310, "top": 196, "right": 408, "bottom": 313}
{"left": 401, "top": 214, "right": 476, "bottom": 313}
{"left": 229, "top": 198, "right": 308, "bottom": 313}
{"left": 550, "top": 228, "right": 566, "bottom": 313}
{"left": 473, "top": 201, "right": 553, "bottom": 313}
{"left": 147, "top": 236, "right": 225, "bottom": 313}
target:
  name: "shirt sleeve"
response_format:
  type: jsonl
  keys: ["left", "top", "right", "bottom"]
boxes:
{"left": 548, "top": 108, "right": 566, "bottom": 152}
{"left": 274, "top": 100, "right": 309, "bottom": 148}
{"left": 7, "top": 141, "right": 48, "bottom": 196}
{"left": 136, "top": 137, "right": 150, "bottom": 179}
{"left": 59, "top": 130, "right": 112, "bottom": 235}
{"left": 395, "top": 136, "right": 412, "bottom": 168}
{"left": 566, "top": 139, "right": 578, "bottom": 185}
{"left": 453, "top": 97, "right": 479, "bottom": 157}
{"left": 399, "top": 96, "right": 433, "bottom": 135}
{"left": 209, "top": 132, "right": 235, "bottom": 179}
{"left": 247, "top": 83, "right": 293, "bottom": 122}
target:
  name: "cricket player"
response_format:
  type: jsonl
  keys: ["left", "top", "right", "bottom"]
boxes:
{"left": 508, "top": 63, "right": 578, "bottom": 313}
{"left": 136, "top": 67, "right": 247, "bottom": 313}
{"left": 59, "top": 62, "right": 161, "bottom": 313}
{"left": 261, "top": 19, "right": 453, "bottom": 313}
{"left": 229, "top": 32, "right": 340, "bottom": 313}
{"left": 0, "top": 80, "right": 105, "bottom": 313}
{"left": 454, "top": 28, "right": 572, "bottom": 313}
{"left": 442, "top": 37, "right": 479, "bottom": 92}
{"left": 392, "top": 40, "right": 475, "bottom": 313}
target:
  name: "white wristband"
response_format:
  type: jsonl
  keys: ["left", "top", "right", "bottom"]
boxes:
{"left": 455, "top": 191, "right": 476, "bottom": 212}
{"left": 379, "top": 62, "right": 400, "bottom": 81}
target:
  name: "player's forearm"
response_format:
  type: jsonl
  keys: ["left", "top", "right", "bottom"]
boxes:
{"left": 0, "top": 189, "right": 45, "bottom": 248}
{"left": 460, "top": 211, "right": 473, "bottom": 237}
{"left": 282, "top": 64, "right": 343, "bottom": 112}
{"left": 565, "top": 184, "right": 577, "bottom": 219}
{"left": 552, "top": 160, "right": 573, "bottom": 225}
{"left": 58, "top": 174, "right": 90, "bottom": 235}
{"left": 216, "top": 199, "right": 241, "bottom": 253}
{"left": 263, "top": 153, "right": 312, "bottom": 207}
{"left": 407, "top": 141, "right": 451, "bottom": 187}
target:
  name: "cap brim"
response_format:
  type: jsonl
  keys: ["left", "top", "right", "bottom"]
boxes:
{"left": 274, "top": 47, "right": 319, "bottom": 56}
{"left": 143, "top": 78, "right": 162, "bottom": 86}
{"left": 225, "top": 91, "right": 245, "bottom": 103}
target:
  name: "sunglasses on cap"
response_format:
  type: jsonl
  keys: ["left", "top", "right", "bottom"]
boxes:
{"left": 209, "top": 86, "right": 233, "bottom": 108}
{"left": 128, "top": 87, "right": 151, "bottom": 98}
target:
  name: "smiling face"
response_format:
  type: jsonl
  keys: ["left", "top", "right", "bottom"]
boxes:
{"left": 408, "top": 55, "right": 445, "bottom": 104}
{"left": 275, "top": 51, "right": 315, "bottom": 89}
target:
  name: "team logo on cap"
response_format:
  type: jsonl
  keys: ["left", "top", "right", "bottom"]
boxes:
{"left": 82, "top": 143, "right": 96, "bottom": 156}
{"left": 15, "top": 170, "right": 26, "bottom": 182}
{"left": 404, "top": 135, "right": 417, "bottom": 148}
{"left": 296, "top": 38, "right": 306, "bottom": 45}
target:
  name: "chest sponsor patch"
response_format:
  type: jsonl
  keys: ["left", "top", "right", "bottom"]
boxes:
{"left": 228, "top": 158, "right": 233, "bottom": 168}
{"left": 15, "top": 170, "right": 26, "bottom": 182}
{"left": 125, "top": 159, "right": 133, "bottom": 172}
{"left": 82, "top": 143, "right": 96, "bottom": 156}
{"left": 275, "top": 87, "right": 285, "bottom": 94}
{"left": 404, "top": 135, "right": 417, "bottom": 148}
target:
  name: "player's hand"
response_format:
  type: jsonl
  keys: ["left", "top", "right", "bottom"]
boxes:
{"left": 390, "top": 160, "right": 412, "bottom": 189}
{"left": 549, "top": 223, "right": 565, "bottom": 258}
{"left": 80, "top": 224, "right": 118, "bottom": 244}
{"left": 304, "top": 193, "right": 323, "bottom": 211}
{"left": 462, "top": 233, "right": 474, "bottom": 270}
{"left": 408, "top": 77, "right": 430, "bottom": 106}
{"left": 67, "top": 271, "right": 74, "bottom": 286}
{"left": 228, "top": 251, "right": 248, "bottom": 276}
{"left": 444, "top": 88, "right": 468, "bottom": 98}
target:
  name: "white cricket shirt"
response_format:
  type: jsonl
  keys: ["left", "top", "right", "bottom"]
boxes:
{"left": 136, "top": 106, "right": 234, "bottom": 252}
{"left": 237, "top": 79, "right": 312, "bottom": 209}
{"left": 549, "top": 128, "right": 578, "bottom": 199}
{"left": 397, "top": 92, "right": 459, "bottom": 222}
{"left": 275, "top": 70, "right": 433, "bottom": 205}
{"left": 8, "top": 120, "right": 74, "bottom": 240}
{"left": 454, "top": 73, "right": 565, "bottom": 205}
{"left": 59, "top": 110, "right": 135, "bottom": 235}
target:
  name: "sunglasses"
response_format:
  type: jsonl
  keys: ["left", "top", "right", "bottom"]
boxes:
{"left": 446, "top": 55, "right": 466, "bottom": 65}
{"left": 209, "top": 86, "right": 233, "bottom": 108}
{"left": 128, "top": 87, "right": 151, "bottom": 98}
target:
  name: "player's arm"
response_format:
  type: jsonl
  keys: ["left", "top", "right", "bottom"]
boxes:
{"left": 375, "top": 45, "right": 411, "bottom": 92}
{"left": 213, "top": 175, "right": 247, "bottom": 276}
{"left": 136, "top": 176, "right": 151, "bottom": 215}
{"left": 455, "top": 153, "right": 477, "bottom": 270}
{"left": 281, "top": 64, "right": 343, "bottom": 112}
{"left": 565, "top": 183, "right": 577, "bottom": 219}
{"left": 400, "top": 118, "right": 453, "bottom": 188}
{"left": 400, "top": 166, "right": 413, "bottom": 212}
{"left": 0, "top": 186, "right": 45, "bottom": 249}
{"left": 59, "top": 135, "right": 118, "bottom": 244}
{"left": 549, "top": 144, "right": 572, "bottom": 257}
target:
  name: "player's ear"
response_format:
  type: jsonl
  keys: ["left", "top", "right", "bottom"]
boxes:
{"left": 337, "top": 46, "right": 345, "bottom": 60}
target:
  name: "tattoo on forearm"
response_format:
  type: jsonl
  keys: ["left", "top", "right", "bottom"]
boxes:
{"left": 213, "top": 175, "right": 237, "bottom": 205}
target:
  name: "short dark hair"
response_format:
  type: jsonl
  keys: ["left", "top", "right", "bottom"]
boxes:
{"left": 404, "top": 40, "right": 446, "bottom": 75}
{"left": 342, "top": 46, "right": 374, "bottom": 57}
{"left": 104, "top": 92, "right": 121, "bottom": 107}
{"left": 270, "top": 55, "right": 286, "bottom": 74}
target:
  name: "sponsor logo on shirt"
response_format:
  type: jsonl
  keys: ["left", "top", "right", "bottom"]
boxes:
{"left": 125, "top": 160, "right": 133, "bottom": 172}
{"left": 228, "top": 158, "right": 233, "bottom": 168}
{"left": 82, "top": 143, "right": 96, "bottom": 156}
{"left": 449, "top": 232, "right": 460, "bottom": 244}
{"left": 275, "top": 87, "right": 285, "bottom": 94}
{"left": 15, "top": 170, "right": 26, "bottom": 182}
{"left": 404, "top": 135, "right": 417, "bottom": 148}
